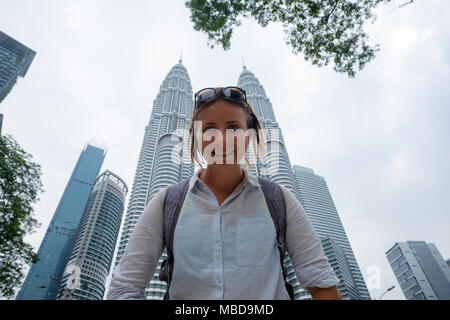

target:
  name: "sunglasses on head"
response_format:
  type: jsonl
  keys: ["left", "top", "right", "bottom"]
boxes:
{"left": 194, "top": 86, "right": 248, "bottom": 108}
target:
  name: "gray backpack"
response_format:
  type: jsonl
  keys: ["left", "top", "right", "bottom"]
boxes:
{"left": 158, "top": 176, "right": 295, "bottom": 300}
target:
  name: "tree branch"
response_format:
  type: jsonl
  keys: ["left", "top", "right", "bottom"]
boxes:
{"left": 399, "top": 0, "right": 414, "bottom": 9}
{"left": 321, "top": 0, "right": 341, "bottom": 25}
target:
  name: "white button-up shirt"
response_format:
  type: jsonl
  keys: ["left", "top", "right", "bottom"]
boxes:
{"left": 107, "top": 167, "right": 339, "bottom": 300}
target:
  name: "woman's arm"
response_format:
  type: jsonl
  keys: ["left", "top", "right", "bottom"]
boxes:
{"left": 308, "top": 285, "right": 342, "bottom": 300}
{"left": 280, "top": 185, "right": 342, "bottom": 300}
{"left": 106, "top": 187, "right": 167, "bottom": 300}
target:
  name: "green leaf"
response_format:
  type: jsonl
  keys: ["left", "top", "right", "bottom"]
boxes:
{"left": 0, "top": 134, "right": 43, "bottom": 299}
{"left": 185, "top": 0, "right": 392, "bottom": 77}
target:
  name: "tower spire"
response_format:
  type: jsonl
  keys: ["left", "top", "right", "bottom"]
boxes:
{"left": 179, "top": 49, "right": 183, "bottom": 63}
{"left": 242, "top": 56, "right": 246, "bottom": 69}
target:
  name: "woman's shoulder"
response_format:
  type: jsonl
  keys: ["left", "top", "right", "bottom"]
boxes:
{"left": 143, "top": 186, "right": 170, "bottom": 213}
{"left": 151, "top": 179, "right": 191, "bottom": 204}
{"left": 154, "top": 185, "right": 170, "bottom": 198}
{"left": 275, "top": 183, "right": 305, "bottom": 214}
{"left": 262, "top": 180, "right": 295, "bottom": 200}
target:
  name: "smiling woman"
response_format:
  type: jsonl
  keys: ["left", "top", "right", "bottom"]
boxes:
{"left": 106, "top": 86, "right": 341, "bottom": 300}
{"left": 189, "top": 86, "right": 264, "bottom": 168}
{"left": 193, "top": 102, "right": 254, "bottom": 166}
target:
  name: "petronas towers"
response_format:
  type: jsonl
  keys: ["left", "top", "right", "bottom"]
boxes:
{"left": 112, "top": 60, "right": 371, "bottom": 300}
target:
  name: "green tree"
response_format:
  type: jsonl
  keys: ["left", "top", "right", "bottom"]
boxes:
{"left": 0, "top": 134, "right": 43, "bottom": 298}
{"left": 185, "top": 0, "right": 392, "bottom": 77}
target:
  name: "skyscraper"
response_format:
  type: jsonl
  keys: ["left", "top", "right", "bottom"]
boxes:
{"left": 237, "top": 66, "right": 299, "bottom": 197}
{"left": 321, "top": 237, "right": 359, "bottom": 300}
{"left": 0, "top": 30, "right": 36, "bottom": 103}
{"left": 386, "top": 241, "right": 450, "bottom": 300}
{"left": 16, "top": 142, "right": 106, "bottom": 300}
{"left": 113, "top": 59, "right": 195, "bottom": 299}
{"left": 237, "top": 66, "right": 307, "bottom": 299}
{"left": 293, "top": 164, "right": 371, "bottom": 299}
{"left": 56, "top": 170, "right": 128, "bottom": 300}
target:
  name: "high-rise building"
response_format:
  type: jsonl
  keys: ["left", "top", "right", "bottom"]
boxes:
{"left": 238, "top": 66, "right": 299, "bottom": 197}
{"left": 237, "top": 66, "right": 309, "bottom": 299}
{"left": 56, "top": 170, "right": 128, "bottom": 300}
{"left": 0, "top": 30, "right": 36, "bottom": 103}
{"left": 16, "top": 142, "right": 106, "bottom": 299}
{"left": 0, "top": 113, "right": 3, "bottom": 135}
{"left": 386, "top": 241, "right": 450, "bottom": 300}
{"left": 113, "top": 59, "right": 195, "bottom": 299}
{"left": 321, "top": 237, "right": 359, "bottom": 300}
{"left": 293, "top": 164, "right": 371, "bottom": 299}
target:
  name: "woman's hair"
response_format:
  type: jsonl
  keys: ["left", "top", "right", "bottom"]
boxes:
{"left": 188, "top": 96, "right": 265, "bottom": 168}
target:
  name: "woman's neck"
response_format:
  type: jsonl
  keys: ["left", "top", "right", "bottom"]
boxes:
{"left": 199, "top": 165, "right": 244, "bottom": 195}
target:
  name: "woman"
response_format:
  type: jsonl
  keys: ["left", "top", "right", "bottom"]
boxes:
{"left": 107, "top": 87, "right": 341, "bottom": 300}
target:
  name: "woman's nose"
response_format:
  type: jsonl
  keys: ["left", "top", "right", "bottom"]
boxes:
{"left": 214, "top": 129, "right": 233, "bottom": 148}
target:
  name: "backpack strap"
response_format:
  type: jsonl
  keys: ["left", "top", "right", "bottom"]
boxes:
{"left": 257, "top": 177, "right": 295, "bottom": 300}
{"left": 159, "top": 176, "right": 294, "bottom": 300}
{"left": 158, "top": 178, "right": 190, "bottom": 300}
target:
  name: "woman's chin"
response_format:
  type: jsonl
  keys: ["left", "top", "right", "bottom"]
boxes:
{"left": 206, "top": 154, "right": 238, "bottom": 165}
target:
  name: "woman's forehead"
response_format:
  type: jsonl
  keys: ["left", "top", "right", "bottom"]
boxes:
{"left": 197, "top": 100, "right": 247, "bottom": 123}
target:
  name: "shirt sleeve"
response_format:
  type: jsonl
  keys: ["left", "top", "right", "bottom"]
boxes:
{"left": 280, "top": 185, "right": 340, "bottom": 290}
{"left": 106, "top": 187, "right": 168, "bottom": 300}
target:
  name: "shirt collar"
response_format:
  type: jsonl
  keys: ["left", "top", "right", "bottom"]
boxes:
{"left": 188, "top": 166, "right": 260, "bottom": 193}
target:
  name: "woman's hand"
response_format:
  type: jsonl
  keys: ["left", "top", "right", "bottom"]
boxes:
{"left": 308, "top": 285, "right": 342, "bottom": 300}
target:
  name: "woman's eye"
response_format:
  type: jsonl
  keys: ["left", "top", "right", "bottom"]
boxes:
{"left": 202, "top": 126, "right": 239, "bottom": 133}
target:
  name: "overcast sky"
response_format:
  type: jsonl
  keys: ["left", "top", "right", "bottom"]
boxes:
{"left": 1, "top": 0, "right": 449, "bottom": 300}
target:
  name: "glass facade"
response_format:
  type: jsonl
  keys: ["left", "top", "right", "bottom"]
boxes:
{"left": 293, "top": 165, "right": 372, "bottom": 299}
{"left": 321, "top": 237, "right": 359, "bottom": 300}
{"left": 56, "top": 170, "right": 128, "bottom": 300}
{"left": 0, "top": 30, "right": 36, "bottom": 103}
{"left": 16, "top": 143, "right": 106, "bottom": 299}
{"left": 386, "top": 241, "right": 450, "bottom": 300}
